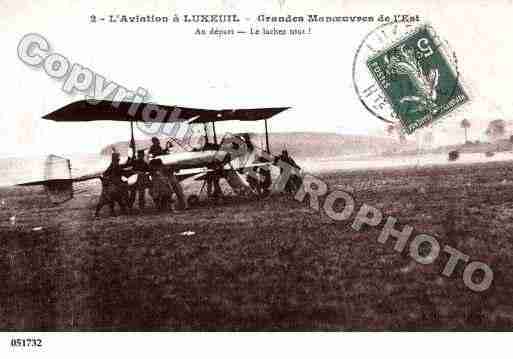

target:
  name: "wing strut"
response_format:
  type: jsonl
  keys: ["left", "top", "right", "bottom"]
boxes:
{"left": 212, "top": 121, "right": 218, "bottom": 145}
{"left": 129, "top": 120, "right": 136, "bottom": 158}
{"left": 264, "top": 119, "right": 270, "bottom": 153}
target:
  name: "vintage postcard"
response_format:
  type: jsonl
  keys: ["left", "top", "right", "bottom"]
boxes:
{"left": 1, "top": 0, "right": 513, "bottom": 355}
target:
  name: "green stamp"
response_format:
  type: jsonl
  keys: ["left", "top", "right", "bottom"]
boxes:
{"left": 366, "top": 26, "right": 469, "bottom": 134}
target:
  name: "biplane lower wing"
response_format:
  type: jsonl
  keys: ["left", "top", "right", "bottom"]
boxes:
{"left": 156, "top": 150, "right": 227, "bottom": 169}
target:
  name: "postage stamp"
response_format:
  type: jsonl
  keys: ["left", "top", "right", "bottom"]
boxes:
{"left": 353, "top": 23, "right": 469, "bottom": 134}
{"left": 365, "top": 26, "right": 468, "bottom": 134}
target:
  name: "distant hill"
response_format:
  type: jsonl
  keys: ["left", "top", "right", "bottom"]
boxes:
{"left": 101, "top": 132, "right": 408, "bottom": 158}
{"left": 397, "top": 138, "right": 513, "bottom": 156}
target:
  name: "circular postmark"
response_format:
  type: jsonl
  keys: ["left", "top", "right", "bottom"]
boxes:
{"left": 352, "top": 22, "right": 468, "bottom": 135}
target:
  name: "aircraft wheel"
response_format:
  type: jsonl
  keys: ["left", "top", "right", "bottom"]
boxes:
{"left": 187, "top": 195, "right": 200, "bottom": 208}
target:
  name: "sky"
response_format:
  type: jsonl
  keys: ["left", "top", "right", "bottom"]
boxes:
{"left": 1, "top": 0, "right": 513, "bottom": 157}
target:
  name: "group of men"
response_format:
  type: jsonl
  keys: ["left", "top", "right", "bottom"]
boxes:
{"left": 99, "top": 137, "right": 180, "bottom": 213}
{"left": 97, "top": 135, "right": 303, "bottom": 216}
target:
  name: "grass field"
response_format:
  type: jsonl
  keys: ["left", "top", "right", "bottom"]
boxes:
{"left": 1, "top": 161, "right": 513, "bottom": 330}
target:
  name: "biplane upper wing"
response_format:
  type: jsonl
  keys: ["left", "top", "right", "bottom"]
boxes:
{"left": 43, "top": 100, "right": 290, "bottom": 124}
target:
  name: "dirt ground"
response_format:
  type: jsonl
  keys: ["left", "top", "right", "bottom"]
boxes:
{"left": 1, "top": 161, "right": 513, "bottom": 330}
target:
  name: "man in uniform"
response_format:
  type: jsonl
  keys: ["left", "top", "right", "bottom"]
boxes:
{"left": 148, "top": 159, "right": 174, "bottom": 210}
{"left": 149, "top": 137, "right": 170, "bottom": 158}
{"left": 274, "top": 149, "right": 302, "bottom": 194}
{"left": 129, "top": 149, "right": 150, "bottom": 210}
{"left": 103, "top": 152, "right": 123, "bottom": 179}
{"left": 95, "top": 152, "right": 129, "bottom": 217}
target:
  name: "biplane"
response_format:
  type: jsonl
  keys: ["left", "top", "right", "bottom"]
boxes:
{"left": 17, "top": 100, "right": 293, "bottom": 207}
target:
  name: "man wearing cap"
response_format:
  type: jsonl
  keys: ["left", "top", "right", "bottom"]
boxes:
{"left": 148, "top": 158, "right": 174, "bottom": 210}
{"left": 96, "top": 152, "right": 129, "bottom": 217}
{"left": 103, "top": 152, "right": 123, "bottom": 180}
{"left": 129, "top": 149, "right": 150, "bottom": 210}
{"left": 149, "top": 137, "right": 170, "bottom": 158}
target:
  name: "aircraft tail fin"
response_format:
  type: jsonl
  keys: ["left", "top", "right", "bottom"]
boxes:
{"left": 43, "top": 155, "right": 73, "bottom": 204}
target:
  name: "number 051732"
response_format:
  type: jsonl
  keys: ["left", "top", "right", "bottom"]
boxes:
{"left": 10, "top": 338, "right": 42, "bottom": 347}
